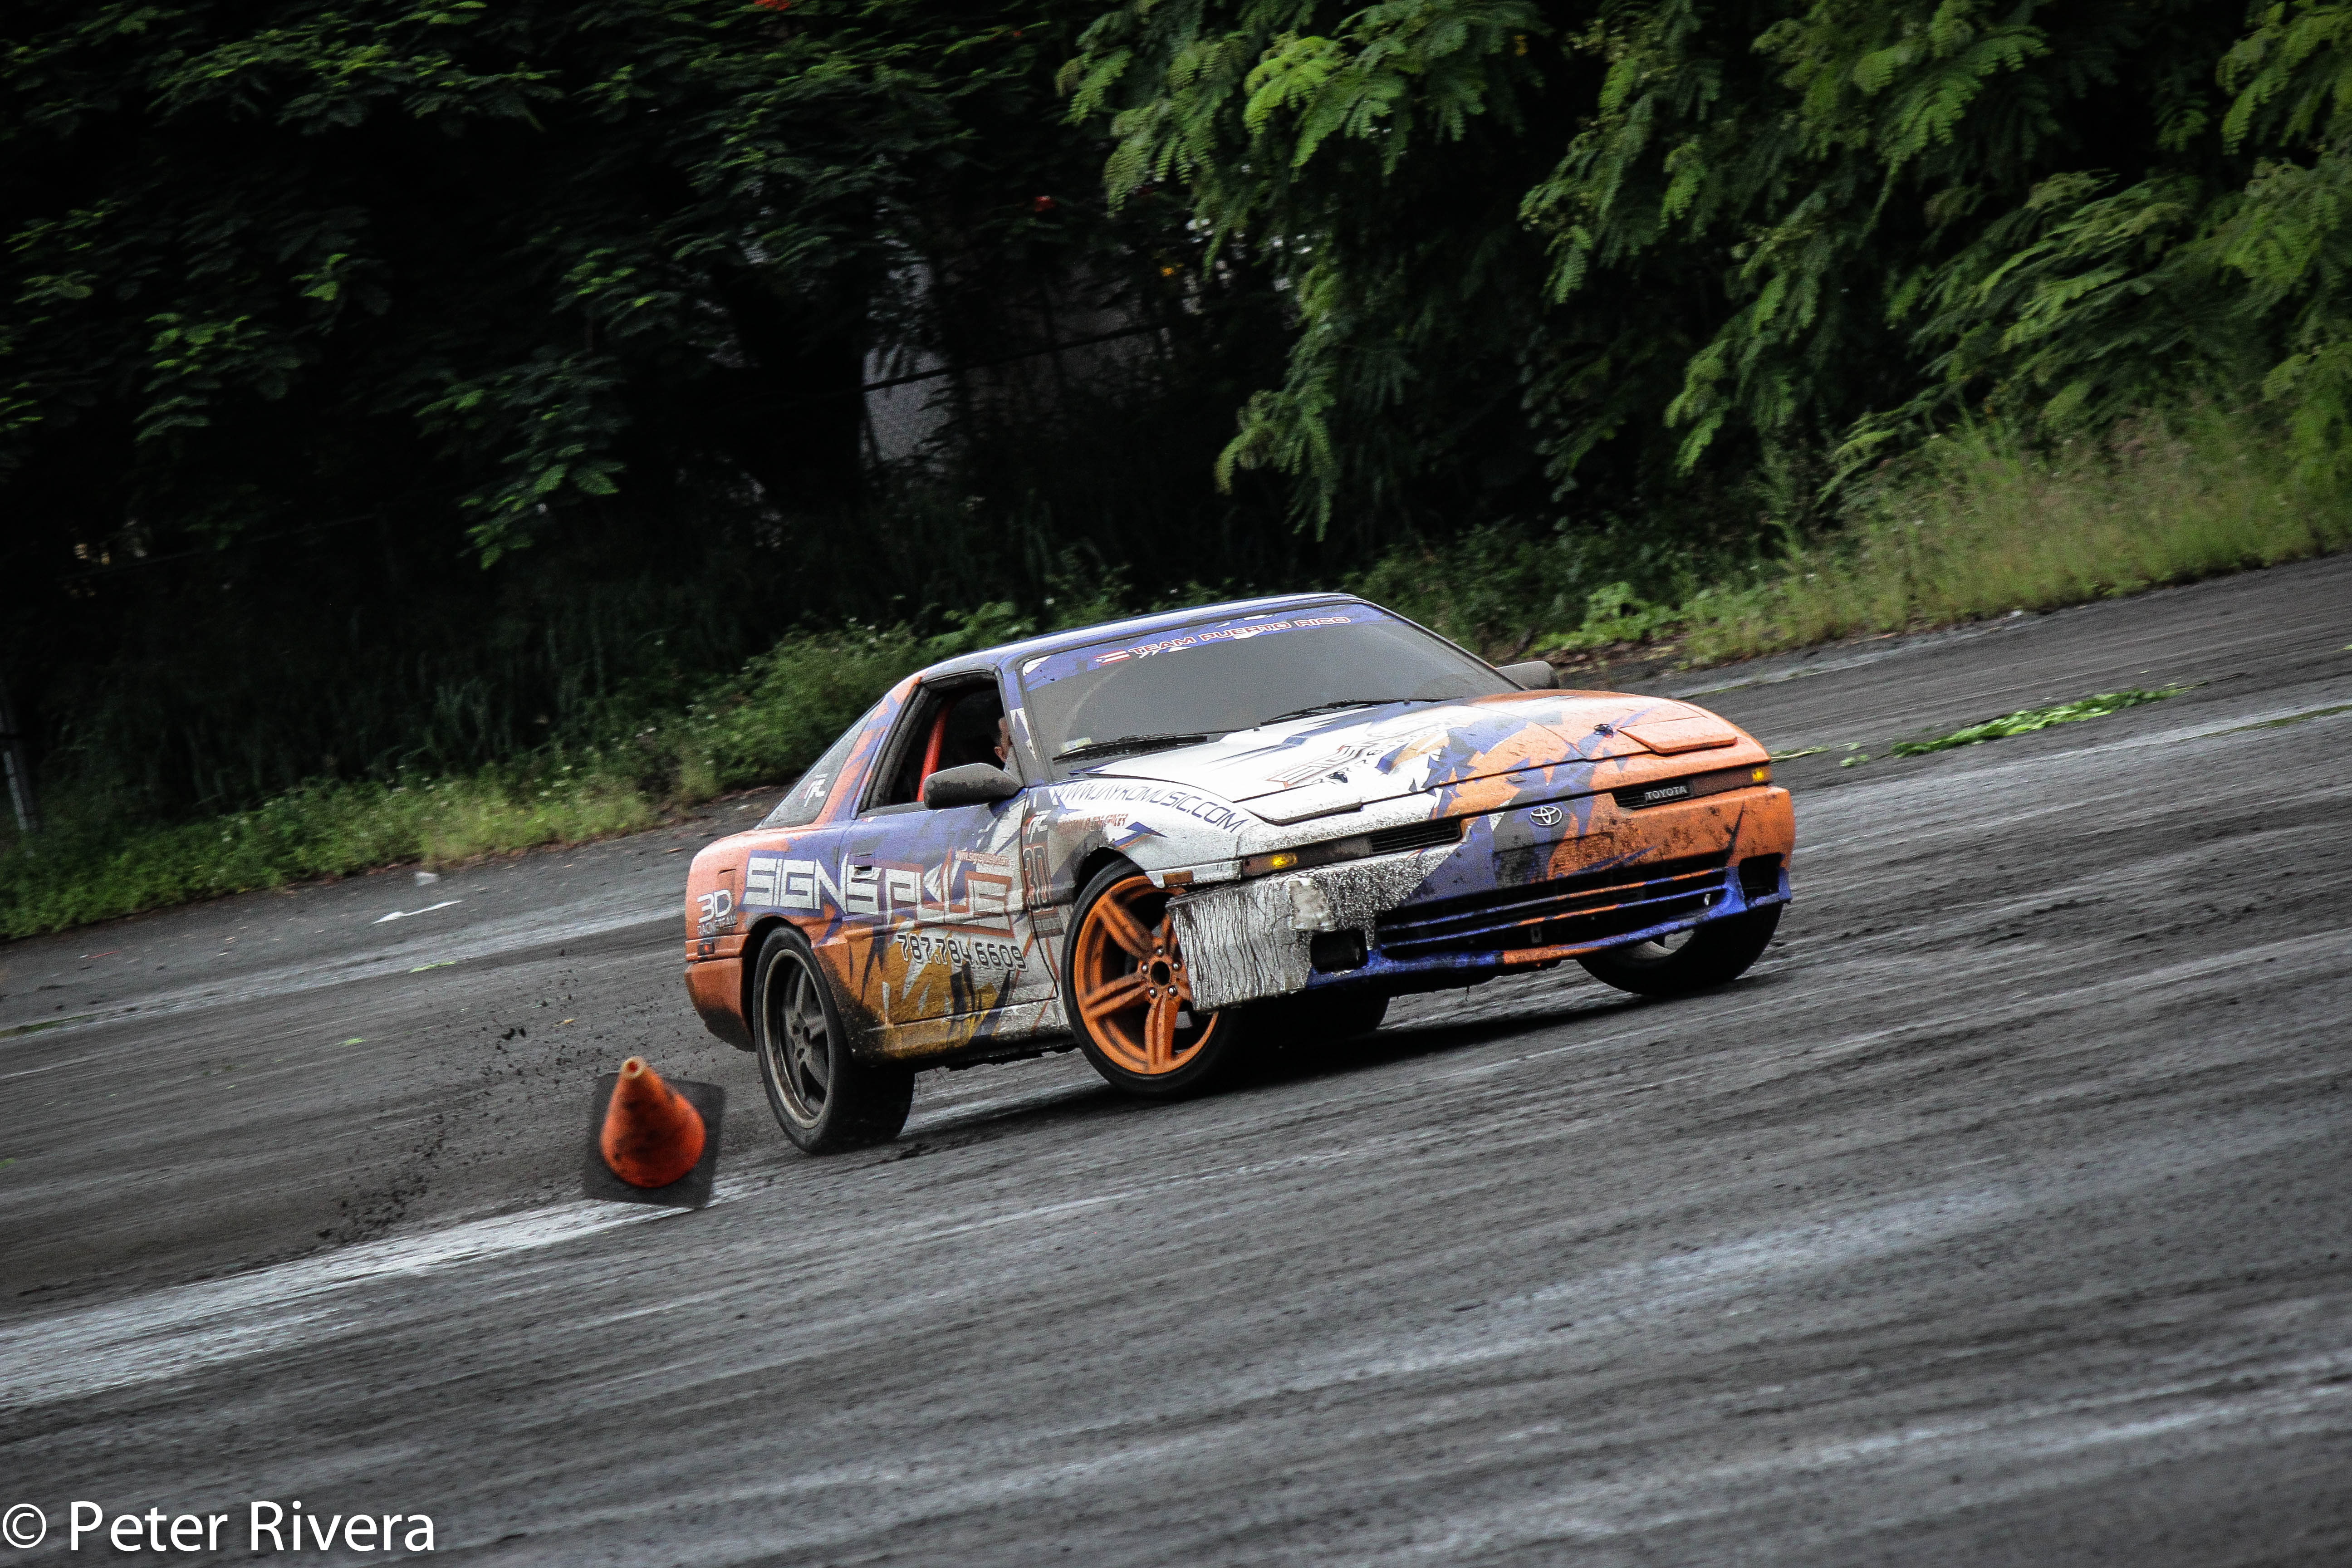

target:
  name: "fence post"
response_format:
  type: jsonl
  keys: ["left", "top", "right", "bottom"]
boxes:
{"left": 0, "top": 677, "right": 39, "bottom": 837}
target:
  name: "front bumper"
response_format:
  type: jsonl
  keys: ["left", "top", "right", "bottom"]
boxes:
{"left": 1169, "top": 786, "right": 1794, "bottom": 1010}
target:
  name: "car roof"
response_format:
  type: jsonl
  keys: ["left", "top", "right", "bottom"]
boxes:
{"left": 918, "top": 591, "right": 1365, "bottom": 682}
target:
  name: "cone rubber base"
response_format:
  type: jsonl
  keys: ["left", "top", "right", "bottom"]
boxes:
{"left": 583, "top": 1073, "right": 725, "bottom": 1209}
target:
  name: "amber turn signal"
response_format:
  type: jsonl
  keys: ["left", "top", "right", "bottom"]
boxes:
{"left": 1244, "top": 843, "right": 1365, "bottom": 877}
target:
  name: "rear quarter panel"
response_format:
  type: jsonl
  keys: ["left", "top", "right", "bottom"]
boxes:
{"left": 679, "top": 676, "right": 912, "bottom": 1050}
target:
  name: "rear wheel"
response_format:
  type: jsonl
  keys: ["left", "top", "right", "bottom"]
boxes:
{"left": 753, "top": 927, "right": 913, "bottom": 1153}
{"left": 1577, "top": 904, "right": 1781, "bottom": 997}
{"left": 1066, "top": 864, "right": 1245, "bottom": 1099}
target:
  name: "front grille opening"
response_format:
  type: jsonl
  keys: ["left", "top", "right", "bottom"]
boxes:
{"left": 1310, "top": 930, "right": 1368, "bottom": 971}
{"left": 1367, "top": 817, "right": 1465, "bottom": 856}
{"left": 1739, "top": 854, "right": 1784, "bottom": 898}
{"left": 1374, "top": 851, "right": 1732, "bottom": 961}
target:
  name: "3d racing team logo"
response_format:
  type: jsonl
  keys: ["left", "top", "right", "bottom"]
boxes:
{"left": 695, "top": 887, "right": 735, "bottom": 936}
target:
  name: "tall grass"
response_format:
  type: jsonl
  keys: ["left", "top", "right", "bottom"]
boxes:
{"left": 1680, "top": 412, "right": 2349, "bottom": 662}
{"left": 1358, "top": 407, "right": 2348, "bottom": 664}
{"left": 0, "top": 765, "right": 659, "bottom": 938}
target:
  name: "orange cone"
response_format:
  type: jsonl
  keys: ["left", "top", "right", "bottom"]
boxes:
{"left": 600, "top": 1057, "right": 707, "bottom": 1188}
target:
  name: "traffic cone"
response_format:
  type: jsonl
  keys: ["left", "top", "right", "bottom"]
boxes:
{"left": 583, "top": 1056, "right": 724, "bottom": 1209}
{"left": 600, "top": 1057, "right": 706, "bottom": 1187}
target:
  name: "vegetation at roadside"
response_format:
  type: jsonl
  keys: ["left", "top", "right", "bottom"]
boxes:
{"left": 1886, "top": 688, "right": 2192, "bottom": 760}
{"left": 2, "top": 0, "right": 1302, "bottom": 826}
{"left": 0, "top": 768, "right": 659, "bottom": 940}
{"left": 1680, "top": 414, "right": 2352, "bottom": 663}
{"left": 1369, "top": 407, "right": 2352, "bottom": 664}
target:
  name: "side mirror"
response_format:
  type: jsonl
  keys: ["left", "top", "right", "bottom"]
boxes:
{"left": 1497, "top": 659, "right": 1556, "bottom": 690}
{"left": 921, "top": 763, "right": 1022, "bottom": 809}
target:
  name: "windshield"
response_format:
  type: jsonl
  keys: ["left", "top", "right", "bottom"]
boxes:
{"left": 1017, "top": 604, "right": 1511, "bottom": 774}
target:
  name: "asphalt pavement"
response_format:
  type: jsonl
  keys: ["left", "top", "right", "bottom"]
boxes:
{"left": 3, "top": 553, "right": 2349, "bottom": 1564}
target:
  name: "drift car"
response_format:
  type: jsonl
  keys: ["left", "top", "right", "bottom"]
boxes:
{"left": 683, "top": 593, "right": 1793, "bottom": 1151}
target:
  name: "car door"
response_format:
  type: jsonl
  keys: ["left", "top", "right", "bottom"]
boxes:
{"left": 840, "top": 672, "right": 1045, "bottom": 1030}
{"left": 735, "top": 683, "right": 910, "bottom": 1021}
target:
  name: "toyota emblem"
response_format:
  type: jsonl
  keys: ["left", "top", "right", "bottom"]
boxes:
{"left": 1527, "top": 804, "right": 1563, "bottom": 827}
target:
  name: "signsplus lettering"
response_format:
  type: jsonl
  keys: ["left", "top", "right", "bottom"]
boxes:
{"left": 743, "top": 849, "right": 1015, "bottom": 929}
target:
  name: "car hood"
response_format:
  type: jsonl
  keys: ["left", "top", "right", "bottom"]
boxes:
{"left": 1077, "top": 692, "right": 1743, "bottom": 824}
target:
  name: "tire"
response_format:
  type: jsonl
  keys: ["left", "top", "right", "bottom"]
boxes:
{"left": 1577, "top": 904, "right": 1782, "bottom": 998}
{"left": 751, "top": 926, "right": 913, "bottom": 1153}
{"left": 1065, "top": 862, "right": 1249, "bottom": 1099}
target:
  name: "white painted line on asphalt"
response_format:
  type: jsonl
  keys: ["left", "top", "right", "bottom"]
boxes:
{"left": 0, "top": 1047, "right": 124, "bottom": 1083}
{"left": 372, "top": 899, "right": 462, "bottom": 924}
{"left": 0, "top": 1199, "right": 698, "bottom": 1410}
{"left": 1421, "top": 925, "right": 2343, "bottom": 1104}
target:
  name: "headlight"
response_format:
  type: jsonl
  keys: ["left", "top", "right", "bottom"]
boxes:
{"left": 1241, "top": 816, "right": 1465, "bottom": 877}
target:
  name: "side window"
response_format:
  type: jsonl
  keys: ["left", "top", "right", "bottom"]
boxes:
{"left": 938, "top": 687, "right": 1011, "bottom": 771}
{"left": 869, "top": 680, "right": 1010, "bottom": 809}
{"left": 761, "top": 695, "right": 889, "bottom": 829}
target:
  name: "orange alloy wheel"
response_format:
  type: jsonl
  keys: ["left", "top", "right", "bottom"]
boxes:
{"left": 1072, "top": 874, "right": 1219, "bottom": 1075}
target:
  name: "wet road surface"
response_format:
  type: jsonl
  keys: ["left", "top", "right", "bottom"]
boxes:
{"left": 3, "top": 554, "right": 2349, "bottom": 1564}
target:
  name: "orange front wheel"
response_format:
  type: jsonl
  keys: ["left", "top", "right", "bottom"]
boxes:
{"left": 1067, "top": 865, "right": 1237, "bottom": 1097}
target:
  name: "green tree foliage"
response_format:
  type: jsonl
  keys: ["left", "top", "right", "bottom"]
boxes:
{"left": 1069, "top": 0, "right": 2352, "bottom": 526}
{"left": 3, "top": 0, "right": 1290, "bottom": 817}
{"left": 1066, "top": 0, "right": 1563, "bottom": 548}
{"left": 4, "top": 0, "right": 1152, "bottom": 565}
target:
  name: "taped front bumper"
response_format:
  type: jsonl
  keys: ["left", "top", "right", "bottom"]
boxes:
{"left": 1171, "top": 787, "right": 1795, "bottom": 1011}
